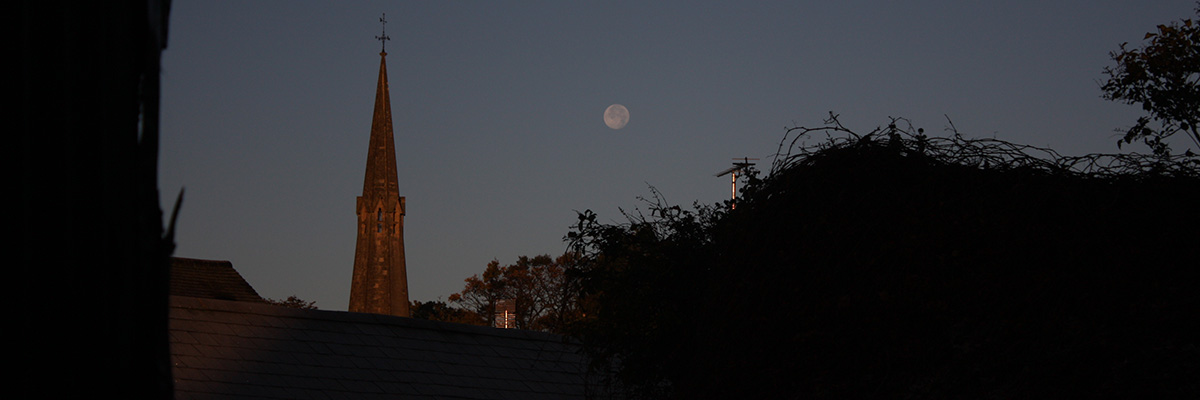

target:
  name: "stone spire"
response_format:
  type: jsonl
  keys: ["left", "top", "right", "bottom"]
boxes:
{"left": 349, "top": 48, "right": 409, "bottom": 317}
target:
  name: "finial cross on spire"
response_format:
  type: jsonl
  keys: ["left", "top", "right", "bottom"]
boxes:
{"left": 376, "top": 13, "right": 391, "bottom": 53}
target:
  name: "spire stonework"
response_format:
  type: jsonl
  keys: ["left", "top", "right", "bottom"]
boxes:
{"left": 348, "top": 48, "right": 410, "bottom": 317}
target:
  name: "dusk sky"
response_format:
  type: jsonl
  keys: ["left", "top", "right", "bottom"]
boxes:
{"left": 161, "top": 1, "right": 1196, "bottom": 311}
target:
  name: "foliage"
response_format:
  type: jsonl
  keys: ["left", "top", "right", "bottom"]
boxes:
{"left": 566, "top": 194, "right": 727, "bottom": 398}
{"left": 409, "top": 300, "right": 485, "bottom": 325}
{"left": 448, "top": 253, "right": 583, "bottom": 333}
{"left": 770, "top": 113, "right": 1200, "bottom": 179}
{"left": 566, "top": 115, "right": 1200, "bottom": 398}
{"left": 1101, "top": 5, "right": 1200, "bottom": 155}
{"left": 265, "top": 295, "right": 317, "bottom": 310}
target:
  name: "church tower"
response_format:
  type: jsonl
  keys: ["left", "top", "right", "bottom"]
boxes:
{"left": 349, "top": 18, "right": 409, "bottom": 317}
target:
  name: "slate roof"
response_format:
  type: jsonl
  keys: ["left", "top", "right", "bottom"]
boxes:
{"left": 169, "top": 295, "right": 606, "bottom": 399}
{"left": 170, "top": 257, "right": 265, "bottom": 303}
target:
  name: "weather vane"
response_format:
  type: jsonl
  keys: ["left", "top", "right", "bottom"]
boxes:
{"left": 376, "top": 13, "right": 391, "bottom": 53}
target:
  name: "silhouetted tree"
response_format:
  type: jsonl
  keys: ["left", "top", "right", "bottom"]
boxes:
{"left": 265, "top": 295, "right": 317, "bottom": 310}
{"left": 1102, "top": 4, "right": 1200, "bottom": 155}
{"left": 567, "top": 116, "right": 1200, "bottom": 398}
{"left": 449, "top": 253, "right": 582, "bottom": 333}
{"left": 409, "top": 300, "right": 486, "bottom": 325}
{"left": 536, "top": 252, "right": 586, "bottom": 333}
{"left": 450, "top": 260, "right": 506, "bottom": 326}
{"left": 566, "top": 196, "right": 727, "bottom": 399}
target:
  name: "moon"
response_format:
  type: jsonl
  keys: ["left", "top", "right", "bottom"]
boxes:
{"left": 604, "top": 104, "right": 629, "bottom": 130}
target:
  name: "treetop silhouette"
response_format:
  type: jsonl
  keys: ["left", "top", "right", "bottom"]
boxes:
{"left": 566, "top": 115, "right": 1200, "bottom": 398}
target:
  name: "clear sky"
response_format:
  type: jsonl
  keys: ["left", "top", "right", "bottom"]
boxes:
{"left": 160, "top": 1, "right": 1196, "bottom": 311}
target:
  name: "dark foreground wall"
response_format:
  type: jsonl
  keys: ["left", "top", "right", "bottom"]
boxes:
{"left": 18, "top": 1, "right": 173, "bottom": 398}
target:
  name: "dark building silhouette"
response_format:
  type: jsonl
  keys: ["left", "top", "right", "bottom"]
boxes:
{"left": 169, "top": 261, "right": 606, "bottom": 399}
{"left": 349, "top": 49, "right": 410, "bottom": 317}
{"left": 19, "top": 1, "right": 174, "bottom": 398}
{"left": 169, "top": 257, "right": 265, "bottom": 303}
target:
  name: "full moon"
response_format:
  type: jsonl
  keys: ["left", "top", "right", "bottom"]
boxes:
{"left": 604, "top": 104, "right": 629, "bottom": 130}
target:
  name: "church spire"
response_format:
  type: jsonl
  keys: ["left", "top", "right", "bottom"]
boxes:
{"left": 360, "top": 51, "right": 399, "bottom": 197}
{"left": 349, "top": 17, "right": 409, "bottom": 317}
